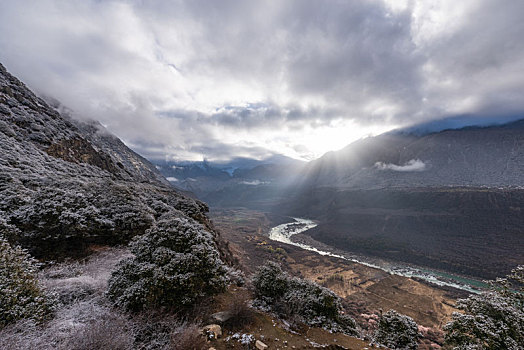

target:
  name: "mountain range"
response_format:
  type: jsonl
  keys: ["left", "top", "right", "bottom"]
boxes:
{"left": 153, "top": 155, "right": 305, "bottom": 209}
{"left": 155, "top": 116, "right": 524, "bottom": 280}
{"left": 3, "top": 56, "right": 521, "bottom": 281}
{"left": 283, "top": 120, "right": 524, "bottom": 279}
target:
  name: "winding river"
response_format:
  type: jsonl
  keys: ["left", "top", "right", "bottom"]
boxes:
{"left": 268, "top": 218, "right": 486, "bottom": 293}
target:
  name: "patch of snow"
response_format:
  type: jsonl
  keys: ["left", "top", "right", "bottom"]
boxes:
{"left": 229, "top": 333, "right": 254, "bottom": 345}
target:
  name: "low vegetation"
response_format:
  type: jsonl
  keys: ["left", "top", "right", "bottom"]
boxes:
{"left": 373, "top": 310, "right": 420, "bottom": 349}
{"left": 169, "top": 322, "right": 207, "bottom": 350}
{"left": 107, "top": 215, "right": 229, "bottom": 312}
{"left": 444, "top": 265, "right": 524, "bottom": 349}
{"left": 0, "top": 247, "right": 211, "bottom": 350}
{"left": 62, "top": 310, "right": 134, "bottom": 350}
{"left": 0, "top": 248, "right": 130, "bottom": 349}
{"left": 0, "top": 235, "right": 53, "bottom": 328}
{"left": 222, "top": 295, "right": 256, "bottom": 331}
{"left": 252, "top": 261, "right": 358, "bottom": 335}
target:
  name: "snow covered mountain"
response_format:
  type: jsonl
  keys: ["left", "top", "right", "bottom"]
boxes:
{"left": 153, "top": 156, "right": 305, "bottom": 210}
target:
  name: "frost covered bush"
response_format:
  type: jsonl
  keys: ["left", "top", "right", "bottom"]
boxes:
{"left": 224, "top": 265, "right": 246, "bottom": 286}
{"left": 0, "top": 235, "right": 52, "bottom": 328}
{"left": 444, "top": 265, "right": 524, "bottom": 349}
{"left": 252, "top": 261, "right": 289, "bottom": 302}
{"left": 107, "top": 216, "right": 228, "bottom": 311}
{"left": 252, "top": 261, "right": 358, "bottom": 335}
{"left": 374, "top": 310, "right": 420, "bottom": 349}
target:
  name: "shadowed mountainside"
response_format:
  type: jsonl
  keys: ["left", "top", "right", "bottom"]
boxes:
{"left": 282, "top": 122, "right": 524, "bottom": 280}
{"left": 284, "top": 187, "right": 524, "bottom": 279}
{"left": 299, "top": 120, "right": 524, "bottom": 190}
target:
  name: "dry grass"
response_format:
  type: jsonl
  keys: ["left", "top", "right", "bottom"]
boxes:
{"left": 0, "top": 301, "right": 133, "bottom": 350}
{"left": 64, "top": 311, "right": 134, "bottom": 350}
{"left": 223, "top": 295, "right": 256, "bottom": 331}
{"left": 170, "top": 323, "right": 207, "bottom": 350}
{"left": 40, "top": 247, "right": 132, "bottom": 305}
{"left": 0, "top": 248, "right": 135, "bottom": 350}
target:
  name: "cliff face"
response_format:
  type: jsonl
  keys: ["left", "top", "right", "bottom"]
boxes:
{"left": 0, "top": 63, "right": 232, "bottom": 263}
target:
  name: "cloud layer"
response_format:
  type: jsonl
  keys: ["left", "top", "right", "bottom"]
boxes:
{"left": 375, "top": 159, "right": 427, "bottom": 172}
{"left": 0, "top": 0, "right": 523, "bottom": 161}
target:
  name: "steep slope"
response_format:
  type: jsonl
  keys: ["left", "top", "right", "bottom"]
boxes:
{"left": 0, "top": 63, "right": 232, "bottom": 263}
{"left": 71, "top": 118, "right": 170, "bottom": 186}
{"left": 301, "top": 121, "right": 524, "bottom": 189}
{"left": 284, "top": 122, "right": 524, "bottom": 280}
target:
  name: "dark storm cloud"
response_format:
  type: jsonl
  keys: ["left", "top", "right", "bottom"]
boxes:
{"left": 0, "top": 0, "right": 522, "bottom": 160}
{"left": 281, "top": 1, "right": 422, "bottom": 104}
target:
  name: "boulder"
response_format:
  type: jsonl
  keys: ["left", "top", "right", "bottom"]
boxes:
{"left": 256, "top": 340, "right": 268, "bottom": 350}
{"left": 202, "top": 324, "right": 222, "bottom": 339}
{"left": 209, "top": 311, "right": 232, "bottom": 324}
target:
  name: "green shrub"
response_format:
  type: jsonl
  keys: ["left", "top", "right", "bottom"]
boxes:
{"left": 252, "top": 260, "right": 290, "bottom": 302}
{"left": 252, "top": 261, "right": 357, "bottom": 335}
{"left": 107, "top": 216, "right": 228, "bottom": 312}
{"left": 0, "top": 235, "right": 52, "bottom": 328}
{"left": 374, "top": 310, "right": 420, "bottom": 349}
{"left": 444, "top": 265, "right": 524, "bottom": 349}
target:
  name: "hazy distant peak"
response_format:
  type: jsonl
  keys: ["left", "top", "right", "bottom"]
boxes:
{"left": 392, "top": 115, "right": 524, "bottom": 136}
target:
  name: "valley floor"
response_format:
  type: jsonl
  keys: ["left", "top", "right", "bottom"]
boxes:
{"left": 211, "top": 208, "right": 468, "bottom": 349}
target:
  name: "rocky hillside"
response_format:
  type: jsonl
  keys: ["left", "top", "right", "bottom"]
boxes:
{"left": 0, "top": 63, "right": 231, "bottom": 262}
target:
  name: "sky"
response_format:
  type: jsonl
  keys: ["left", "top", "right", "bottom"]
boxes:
{"left": 0, "top": 0, "right": 523, "bottom": 162}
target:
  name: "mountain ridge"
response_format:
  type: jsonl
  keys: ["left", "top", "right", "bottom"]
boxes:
{"left": 0, "top": 62, "right": 234, "bottom": 265}
{"left": 280, "top": 119, "right": 524, "bottom": 280}
{"left": 299, "top": 118, "right": 524, "bottom": 190}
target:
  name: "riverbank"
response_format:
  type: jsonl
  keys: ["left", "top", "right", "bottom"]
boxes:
{"left": 268, "top": 218, "right": 488, "bottom": 293}
{"left": 209, "top": 208, "right": 465, "bottom": 332}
